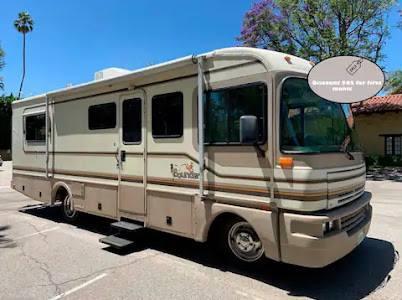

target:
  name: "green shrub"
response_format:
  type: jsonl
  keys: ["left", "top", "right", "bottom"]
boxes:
{"left": 366, "top": 155, "right": 402, "bottom": 167}
{"left": 365, "top": 155, "right": 379, "bottom": 168}
{"left": 0, "top": 96, "right": 12, "bottom": 150}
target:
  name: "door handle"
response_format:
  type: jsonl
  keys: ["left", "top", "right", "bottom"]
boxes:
{"left": 120, "top": 150, "right": 126, "bottom": 162}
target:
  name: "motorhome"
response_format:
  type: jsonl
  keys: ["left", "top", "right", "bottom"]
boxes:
{"left": 11, "top": 47, "right": 372, "bottom": 267}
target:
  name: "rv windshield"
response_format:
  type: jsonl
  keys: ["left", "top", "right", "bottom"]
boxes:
{"left": 280, "top": 78, "right": 358, "bottom": 153}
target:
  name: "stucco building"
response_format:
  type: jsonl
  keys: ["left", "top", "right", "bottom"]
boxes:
{"left": 352, "top": 94, "right": 402, "bottom": 157}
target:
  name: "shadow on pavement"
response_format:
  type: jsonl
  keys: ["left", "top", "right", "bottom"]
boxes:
{"left": 19, "top": 205, "right": 116, "bottom": 236}
{"left": 0, "top": 225, "right": 17, "bottom": 248}
{"left": 21, "top": 206, "right": 397, "bottom": 300}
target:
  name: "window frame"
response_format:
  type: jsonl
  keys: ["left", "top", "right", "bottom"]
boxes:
{"left": 279, "top": 76, "right": 355, "bottom": 155}
{"left": 152, "top": 91, "right": 184, "bottom": 139}
{"left": 381, "top": 134, "right": 402, "bottom": 156}
{"left": 88, "top": 102, "right": 117, "bottom": 131}
{"left": 24, "top": 112, "right": 46, "bottom": 144}
{"left": 203, "top": 81, "right": 268, "bottom": 146}
{"left": 122, "top": 98, "right": 142, "bottom": 145}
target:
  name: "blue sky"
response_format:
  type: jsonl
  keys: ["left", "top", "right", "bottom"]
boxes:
{"left": 0, "top": 0, "right": 401, "bottom": 97}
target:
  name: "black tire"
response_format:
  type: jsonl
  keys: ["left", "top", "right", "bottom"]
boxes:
{"left": 218, "top": 217, "right": 264, "bottom": 264}
{"left": 61, "top": 193, "right": 79, "bottom": 222}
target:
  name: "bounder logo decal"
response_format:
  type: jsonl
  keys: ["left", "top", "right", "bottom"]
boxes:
{"left": 170, "top": 162, "right": 200, "bottom": 179}
{"left": 308, "top": 56, "right": 385, "bottom": 104}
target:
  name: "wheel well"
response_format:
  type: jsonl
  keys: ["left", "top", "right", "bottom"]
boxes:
{"left": 54, "top": 186, "right": 69, "bottom": 204}
{"left": 207, "top": 212, "right": 244, "bottom": 242}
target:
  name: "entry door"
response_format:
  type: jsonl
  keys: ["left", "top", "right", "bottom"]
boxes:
{"left": 118, "top": 92, "right": 146, "bottom": 217}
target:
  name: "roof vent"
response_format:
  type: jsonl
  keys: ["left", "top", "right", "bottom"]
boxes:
{"left": 94, "top": 67, "right": 130, "bottom": 81}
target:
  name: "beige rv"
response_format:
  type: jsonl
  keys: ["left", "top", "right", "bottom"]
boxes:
{"left": 12, "top": 47, "right": 371, "bottom": 267}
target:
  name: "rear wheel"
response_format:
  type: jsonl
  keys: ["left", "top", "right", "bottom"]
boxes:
{"left": 61, "top": 193, "right": 79, "bottom": 222}
{"left": 220, "top": 218, "right": 264, "bottom": 263}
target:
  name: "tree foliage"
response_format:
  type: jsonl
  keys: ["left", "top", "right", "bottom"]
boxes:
{"left": 14, "top": 12, "right": 34, "bottom": 34}
{"left": 0, "top": 94, "right": 15, "bottom": 150}
{"left": 384, "top": 70, "right": 402, "bottom": 95}
{"left": 0, "top": 93, "right": 16, "bottom": 104}
{"left": 238, "top": 0, "right": 394, "bottom": 63}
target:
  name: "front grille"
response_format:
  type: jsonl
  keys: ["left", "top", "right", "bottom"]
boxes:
{"left": 337, "top": 187, "right": 365, "bottom": 204}
{"left": 341, "top": 206, "right": 368, "bottom": 235}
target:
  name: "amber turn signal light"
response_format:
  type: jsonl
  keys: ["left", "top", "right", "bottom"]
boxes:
{"left": 284, "top": 56, "right": 292, "bottom": 64}
{"left": 279, "top": 157, "right": 294, "bottom": 169}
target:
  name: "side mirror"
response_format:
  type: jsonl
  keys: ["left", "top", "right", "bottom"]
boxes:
{"left": 240, "top": 115, "right": 258, "bottom": 145}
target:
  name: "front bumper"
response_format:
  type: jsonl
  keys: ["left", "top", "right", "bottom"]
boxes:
{"left": 279, "top": 191, "right": 372, "bottom": 268}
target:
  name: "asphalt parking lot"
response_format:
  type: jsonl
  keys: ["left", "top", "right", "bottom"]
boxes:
{"left": 0, "top": 161, "right": 400, "bottom": 300}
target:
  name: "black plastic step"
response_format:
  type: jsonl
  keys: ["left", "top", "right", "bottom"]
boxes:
{"left": 100, "top": 235, "right": 134, "bottom": 248}
{"left": 111, "top": 221, "right": 143, "bottom": 232}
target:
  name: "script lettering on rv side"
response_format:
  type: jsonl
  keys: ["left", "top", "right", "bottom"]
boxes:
{"left": 170, "top": 162, "right": 200, "bottom": 179}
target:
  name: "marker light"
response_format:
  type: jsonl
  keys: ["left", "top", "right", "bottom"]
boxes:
{"left": 279, "top": 157, "right": 294, "bottom": 169}
{"left": 323, "top": 220, "right": 336, "bottom": 235}
{"left": 284, "top": 56, "right": 292, "bottom": 64}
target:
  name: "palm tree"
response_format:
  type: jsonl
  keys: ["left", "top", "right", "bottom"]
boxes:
{"left": 14, "top": 12, "right": 34, "bottom": 99}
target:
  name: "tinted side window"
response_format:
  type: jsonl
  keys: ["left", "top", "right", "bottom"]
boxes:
{"left": 88, "top": 102, "right": 116, "bottom": 130}
{"left": 123, "top": 98, "right": 142, "bottom": 143}
{"left": 152, "top": 92, "right": 183, "bottom": 138}
{"left": 204, "top": 83, "right": 267, "bottom": 144}
{"left": 26, "top": 114, "right": 46, "bottom": 142}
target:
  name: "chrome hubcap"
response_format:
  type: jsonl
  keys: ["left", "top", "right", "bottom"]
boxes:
{"left": 228, "top": 222, "right": 264, "bottom": 262}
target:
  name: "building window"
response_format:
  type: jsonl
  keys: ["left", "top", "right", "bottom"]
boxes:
{"left": 396, "top": 137, "right": 402, "bottom": 156}
{"left": 383, "top": 135, "right": 402, "bottom": 156}
{"left": 123, "top": 98, "right": 142, "bottom": 143}
{"left": 204, "top": 83, "right": 267, "bottom": 144}
{"left": 25, "top": 114, "right": 46, "bottom": 142}
{"left": 152, "top": 92, "right": 183, "bottom": 138}
{"left": 88, "top": 102, "right": 116, "bottom": 130}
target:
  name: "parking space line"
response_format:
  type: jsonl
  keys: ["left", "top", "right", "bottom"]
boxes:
{"left": 235, "top": 290, "right": 264, "bottom": 300}
{"left": 14, "top": 227, "right": 60, "bottom": 241}
{"left": 0, "top": 211, "right": 13, "bottom": 216}
{"left": 235, "top": 290, "right": 249, "bottom": 297}
{"left": 49, "top": 273, "right": 108, "bottom": 300}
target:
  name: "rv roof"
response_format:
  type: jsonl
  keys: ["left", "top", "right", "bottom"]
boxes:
{"left": 16, "top": 47, "right": 311, "bottom": 104}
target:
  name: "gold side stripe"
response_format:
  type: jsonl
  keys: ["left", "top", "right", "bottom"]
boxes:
{"left": 147, "top": 177, "right": 271, "bottom": 198}
{"left": 204, "top": 197, "right": 272, "bottom": 211}
{"left": 13, "top": 166, "right": 364, "bottom": 202}
{"left": 16, "top": 151, "right": 365, "bottom": 184}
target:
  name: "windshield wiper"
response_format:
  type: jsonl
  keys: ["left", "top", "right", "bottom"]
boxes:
{"left": 340, "top": 135, "right": 355, "bottom": 160}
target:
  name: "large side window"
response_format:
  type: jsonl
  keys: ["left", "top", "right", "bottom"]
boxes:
{"left": 152, "top": 92, "right": 183, "bottom": 138}
{"left": 123, "top": 98, "right": 142, "bottom": 143}
{"left": 88, "top": 102, "right": 116, "bottom": 130}
{"left": 25, "top": 114, "right": 46, "bottom": 143}
{"left": 204, "top": 83, "right": 267, "bottom": 144}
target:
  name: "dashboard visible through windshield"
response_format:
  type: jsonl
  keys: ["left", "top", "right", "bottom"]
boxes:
{"left": 280, "top": 77, "right": 359, "bottom": 154}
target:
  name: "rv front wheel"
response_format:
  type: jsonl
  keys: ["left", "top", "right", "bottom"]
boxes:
{"left": 61, "top": 194, "right": 78, "bottom": 222}
{"left": 222, "top": 219, "right": 264, "bottom": 263}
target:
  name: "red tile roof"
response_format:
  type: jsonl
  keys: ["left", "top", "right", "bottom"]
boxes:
{"left": 352, "top": 94, "right": 402, "bottom": 115}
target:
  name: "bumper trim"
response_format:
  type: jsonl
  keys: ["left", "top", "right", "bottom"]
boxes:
{"left": 279, "top": 192, "right": 372, "bottom": 268}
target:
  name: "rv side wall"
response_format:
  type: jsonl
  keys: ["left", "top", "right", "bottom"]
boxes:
{"left": 11, "top": 59, "right": 280, "bottom": 261}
